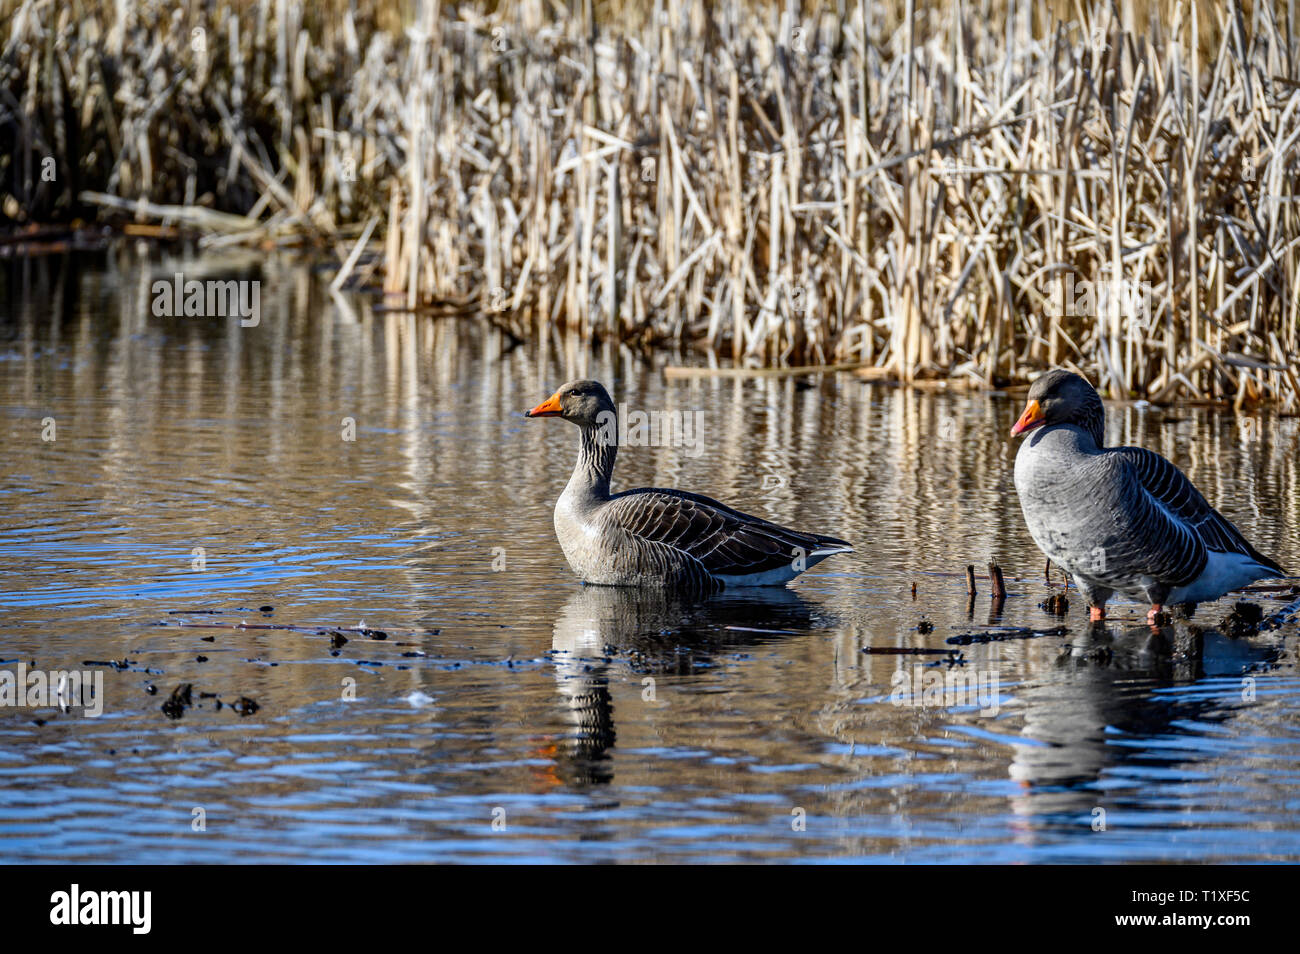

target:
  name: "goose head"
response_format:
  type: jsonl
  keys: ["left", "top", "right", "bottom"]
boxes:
{"left": 525, "top": 380, "right": 616, "bottom": 427}
{"left": 1011, "top": 369, "right": 1105, "bottom": 445}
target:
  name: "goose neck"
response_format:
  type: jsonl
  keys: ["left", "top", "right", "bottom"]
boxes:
{"left": 567, "top": 422, "right": 617, "bottom": 501}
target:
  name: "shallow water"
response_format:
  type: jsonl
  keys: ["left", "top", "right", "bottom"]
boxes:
{"left": 2, "top": 248, "right": 1299, "bottom": 863}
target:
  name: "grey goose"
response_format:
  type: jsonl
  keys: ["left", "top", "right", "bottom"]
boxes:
{"left": 524, "top": 380, "right": 852, "bottom": 588}
{"left": 1011, "top": 369, "right": 1284, "bottom": 622}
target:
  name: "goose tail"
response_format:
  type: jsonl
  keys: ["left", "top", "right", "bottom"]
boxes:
{"left": 809, "top": 534, "right": 853, "bottom": 557}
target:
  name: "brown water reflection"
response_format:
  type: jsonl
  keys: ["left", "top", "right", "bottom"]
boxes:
{"left": 1, "top": 248, "right": 1299, "bottom": 862}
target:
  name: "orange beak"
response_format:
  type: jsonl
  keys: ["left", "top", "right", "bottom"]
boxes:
{"left": 1010, "top": 399, "right": 1045, "bottom": 437}
{"left": 525, "top": 390, "right": 564, "bottom": 418}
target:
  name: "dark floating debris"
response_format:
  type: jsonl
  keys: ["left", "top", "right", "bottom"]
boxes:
{"left": 328, "top": 632, "right": 349, "bottom": 649}
{"left": 1040, "top": 593, "right": 1070, "bottom": 616}
{"left": 948, "top": 625, "right": 1068, "bottom": 646}
{"left": 917, "top": 619, "right": 934, "bottom": 635}
{"left": 176, "top": 622, "right": 296, "bottom": 632}
{"left": 350, "top": 620, "right": 389, "bottom": 640}
{"left": 196, "top": 655, "right": 209, "bottom": 663}
{"left": 1222, "top": 601, "right": 1264, "bottom": 638}
{"left": 83, "top": 659, "right": 132, "bottom": 670}
{"left": 230, "top": 697, "right": 259, "bottom": 716}
{"left": 259, "top": 605, "right": 274, "bottom": 612}
{"left": 144, "top": 684, "right": 157, "bottom": 695}
{"left": 861, "top": 646, "right": 959, "bottom": 656}
{"left": 1262, "top": 591, "right": 1300, "bottom": 630}
{"left": 161, "top": 683, "right": 193, "bottom": 719}
{"left": 200, "top": 635, "right": 215, "bottom": 642}
{"left": 1243, "top": 659, "right": 1282, "bottom": 674}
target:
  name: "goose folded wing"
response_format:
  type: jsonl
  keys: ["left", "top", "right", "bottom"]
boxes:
{"left": 1088, "top": 453, "right": 1207, "bottom": 586}
{"left": 1111, "top": 447, "right": 1282, "bottom": 573}
{"left": 602, "top": 489, "right": 831, "bottom": 577}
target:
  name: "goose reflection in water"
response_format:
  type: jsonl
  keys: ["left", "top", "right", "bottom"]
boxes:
{"left": 541, "top": 584, "right": 822, "bottom": 787}
{"left": 1007, "top": 620, "right": 1283, "bottom": 837}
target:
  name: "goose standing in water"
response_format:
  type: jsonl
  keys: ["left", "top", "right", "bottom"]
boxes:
{"left": 524, "top": 380, "right": 852, "bottom": 588}
{"left": 1011, "top": 369, "right": 1283, "bottom": 623}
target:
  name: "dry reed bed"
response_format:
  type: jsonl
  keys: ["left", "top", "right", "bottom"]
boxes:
{"left": 2, "top": 0, "right": 1298, "bottom": 406}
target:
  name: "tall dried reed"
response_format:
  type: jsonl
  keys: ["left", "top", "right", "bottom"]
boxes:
{"left": 2, "top": 0, "right": 1296, "bottom": 406}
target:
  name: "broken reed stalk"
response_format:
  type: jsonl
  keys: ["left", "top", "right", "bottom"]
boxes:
{"left": 2, "top": 0, "right": 1298, "bottom": 406}
{"left": 989, "top": 561, "right": 1007, "bottom": 600}
{"left": 965, "top": 564, "right": 977, "bottom": 596}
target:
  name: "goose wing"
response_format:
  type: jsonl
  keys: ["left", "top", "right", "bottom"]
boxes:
{"left": 600, "top": 488, "right": 851, "bottom": 578}
{"left": 1082, "top": 450, "right": 1206, "bottom": 587}
{"left": 1111, "top": 447, "right": 1283, "bottom": 574}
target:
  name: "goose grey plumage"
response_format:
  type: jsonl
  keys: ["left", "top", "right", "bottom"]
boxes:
{"left": 524, "top": 380, "right": 852, "bottom": 588}
{"left": 1011, "top": 369, "right": 1284, "bottom": 623}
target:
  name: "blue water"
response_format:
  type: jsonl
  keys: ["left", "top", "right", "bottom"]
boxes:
{"left": 1, "top": 249, "right": 1298, "bottom": 862}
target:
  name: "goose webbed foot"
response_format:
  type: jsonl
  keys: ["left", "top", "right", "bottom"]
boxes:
{"left": 1088, "top": 604, "right": 1107, "bottom": 623}
{"left": 1147, "top": 604, "right": 1172, "bottom": 627}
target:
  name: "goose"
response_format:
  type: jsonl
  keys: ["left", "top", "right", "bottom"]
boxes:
{"left": 524, "top": 380, "right": 852, "bottom": 588}
{"left": 1010, "top": 369, "right": 1284, "bottom": 623}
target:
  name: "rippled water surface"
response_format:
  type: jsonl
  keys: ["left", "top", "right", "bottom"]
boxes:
{"left": 3, "top": 249, "right": 1299, "bottom": 863}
